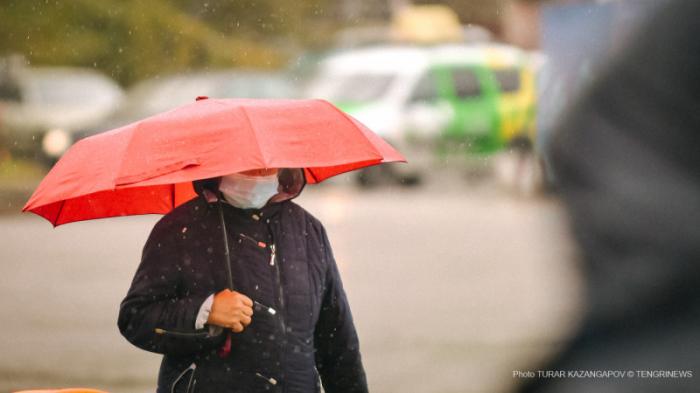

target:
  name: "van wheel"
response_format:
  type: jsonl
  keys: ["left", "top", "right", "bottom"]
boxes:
{"left": 355, "top": 167, "right": 382, "bottom": 188}
{"left": 397, "top": 172, "right": 422, "bottom": 187}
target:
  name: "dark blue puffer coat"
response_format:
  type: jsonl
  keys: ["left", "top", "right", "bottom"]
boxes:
{"left": 118, "top": 172, "right": 368, "bottom": 393}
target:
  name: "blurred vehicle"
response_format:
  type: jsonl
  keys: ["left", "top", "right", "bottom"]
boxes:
{"left": 0, "top": 66, "right": 123, "bottom": 163}
{"left": 60, "top": 70, "right": 298, "bottom": 162}
{"left": 305, "top": 44, "right": 538, "bottom": 186}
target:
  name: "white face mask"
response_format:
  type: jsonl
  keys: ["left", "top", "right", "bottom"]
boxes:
{"left": 219, "top": 172, "right": 279, "bottom": 209}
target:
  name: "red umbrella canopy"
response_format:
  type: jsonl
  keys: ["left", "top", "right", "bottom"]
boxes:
{"left": 23, "top": 98, "right": 405, "bottom": 226}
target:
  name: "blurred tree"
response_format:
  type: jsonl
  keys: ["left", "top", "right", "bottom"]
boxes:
{"left": 170, "top": 0, "right": 337, "bottom": 47}
{"left": 0, "top": 0, "right": 316, "bottom": 85}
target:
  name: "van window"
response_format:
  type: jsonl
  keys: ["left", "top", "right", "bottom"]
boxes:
{"left": 493, "top": 69, "right": 521, "bottom": 93}
{"left": 409, "top": 72, "right": 439, "bottom": 103}
{"left": 451, "top": 69, "right": 481, "bottom": 99}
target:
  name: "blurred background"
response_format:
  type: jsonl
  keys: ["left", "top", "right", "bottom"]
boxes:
{"left": 0, "top": 0, "right": 663, "bottom": 392}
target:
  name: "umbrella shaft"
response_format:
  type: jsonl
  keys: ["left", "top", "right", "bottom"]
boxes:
{"left": 217, "top": 200, "right": 235, "bottom": 290}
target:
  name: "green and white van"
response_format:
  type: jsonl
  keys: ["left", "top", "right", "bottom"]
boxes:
{"left": 305, "top": 43, "right": 538, "bottom": 185}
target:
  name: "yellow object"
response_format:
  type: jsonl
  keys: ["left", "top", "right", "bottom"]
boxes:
{"left": 391, "top": 5, "right": 463, "bottom": 44}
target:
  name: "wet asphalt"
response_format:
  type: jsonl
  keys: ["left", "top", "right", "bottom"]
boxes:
{"left": 0, "top": 172, "right": 582, "bottom": 393}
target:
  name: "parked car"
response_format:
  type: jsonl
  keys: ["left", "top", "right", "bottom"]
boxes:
{"left": 0, "top": 66, "right": 123, "bottom": 163}
{"left": 67, "top": 70, "right": 298, "bottom": 155}
{"left": 305, "top": 43, "right": 538, "bottom": 186}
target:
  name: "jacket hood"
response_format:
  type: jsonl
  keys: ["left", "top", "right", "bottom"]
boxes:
{"left": 192, "top": 168, "right": 306, "bottom": 206}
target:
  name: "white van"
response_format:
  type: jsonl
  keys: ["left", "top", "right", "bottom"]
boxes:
{"left": 305, "top": 44, "right": 537, "bottom": 186}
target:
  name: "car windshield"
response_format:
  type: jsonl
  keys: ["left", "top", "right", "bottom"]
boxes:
{"left": 323, "top": 73, "right": 395, "bottom": 103}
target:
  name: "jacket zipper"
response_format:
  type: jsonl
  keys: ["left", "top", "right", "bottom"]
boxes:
{"left": 267, "top": 222, "right": 287, "bottom": 389}
{"left": 271, "top": 242, "right": 287, "bottom": 335}
{"left": 238, "top": 227, "right": 287, "bottom": 387}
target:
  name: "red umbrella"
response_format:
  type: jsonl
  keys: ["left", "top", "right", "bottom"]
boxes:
{"left": 23, "top": 97, "right": 405, "bottom": 226}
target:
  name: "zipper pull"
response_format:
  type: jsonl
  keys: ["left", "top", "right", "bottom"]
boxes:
{"left": 239, "top": 233, "right": 266, "bottom": 248}
{"left": 254, "top": 300, "right": 277, "bottom": 315}
{"left": 269, "top": 244, "right": 276, "bottom": 266}
{"left": 255, "top": 372, "right": 278, "bottom": 386}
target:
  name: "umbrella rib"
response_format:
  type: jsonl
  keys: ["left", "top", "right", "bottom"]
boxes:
{"left": 237, "top": 106, "right": 266, "bottom": 169}
{"left": 52, "top": 199, "right": 66, "bottom": 227}
{"left": 306, "top": 168, "right": 320, "bottom": 183}
{"left": 113, "top": 120, "right": 141, "bottom": 189}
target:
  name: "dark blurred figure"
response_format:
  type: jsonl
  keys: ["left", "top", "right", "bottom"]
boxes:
{"left": 519, "top": 0, "right": 700, "bottom": 392}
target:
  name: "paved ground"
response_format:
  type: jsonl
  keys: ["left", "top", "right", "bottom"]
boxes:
{"left": 0, "top": 173, "right": 583, "bottom": 393}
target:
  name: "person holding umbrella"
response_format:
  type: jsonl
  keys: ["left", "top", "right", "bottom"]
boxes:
{"left": 118, "top": 166, "right": 368, "bottom": 392}
{"left": 23, "top": 98, "right": 404, "bottom": 393}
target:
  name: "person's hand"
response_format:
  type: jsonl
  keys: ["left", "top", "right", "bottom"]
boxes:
{"left": 207, "top": 289, "right": 254, "bottom": 333}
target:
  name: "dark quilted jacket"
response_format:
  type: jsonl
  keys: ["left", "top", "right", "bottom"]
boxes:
{"left": 118, "top": 174, "right": 368, "bottom": 393}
